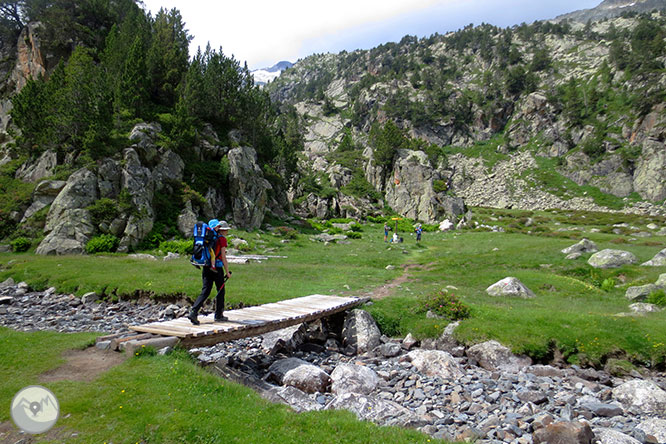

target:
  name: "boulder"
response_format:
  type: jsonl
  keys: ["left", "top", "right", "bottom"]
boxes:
{"left": 341, "top": 309, "right": 381, "bottom": 354}
{"left": 641, "top": 248, "right": 666, "bottom": 266}
{"left": 15, "top": 149, "right": 57, "bottom": 183}
{"left": 330, "top": 363, "right": 380, "bottom": 395}
{"left": 228, "top": 146, "right": 270, "bottom": 229}
{"left": 533, "top": 421, "right": 595, "bottom": 444}
{"left": 177, "top": 201, "right": 198, "bottom": 238}
{"left": 325, "top": 392, "right": 425, "bottom": 428}
{"left": 117, "top": 148, "right": 155, "bottom": 252}
{"left": 273, "top": 386, "right": 323, "bottom": 412}
{"left": 267, "top": 357, "right": 330, "bottom": 393}
{"left": 657, "top": 273, "right": 666, "bottom": 289}
{"left": 466, "top": 340, "right": 531, "bottom": 373}
{"left": 439, "top": 219, "right": 454, "bottom": 231}
{"left": 561, "top": 238, "right": 598, "bottom": 255}
{"left": 128, "top": 122, "right": 161, "bottom": 165}
{"left": 384, "top": 149, "right": 465, "bottom": 224}
{"left": 486, "top": 277, "right": 536, "bottom": 299}
{"left": 635, "top": 417, "right": 666, "bottom": 444}
{"left": 588, "top": 249, "right": 638, "bottom": 269}
{"left": 593, "top": 428, "right": 641, "bottom": 444}
{"left": 612, "top": 379, "right": 666, "bottom": 414}
{"left": 625, "top": 284, "right": 659, "bottom": 302}
{"left": 629, "top": 303, "right": 662, "bottom": 314}
{"left": 407, "top": 349, "right": 464, "bottom": 379}
{"left": 634, "top": 138, "right": 666, "bottom": 202}
{"left": 152, "top": 150, "right": 184, "bottom": 191}
{"left": 43, "top": 168, "right": 98, "bottom": 233}
{"left": 282, "top": 364, "right": 331, "bottom": 394}
{"left": 260, "top": 324, "right": 305, "bottom": 354}
{"left": 20, "top": 179, "right": 66, "bottom": 222}
{"left": 97, "top": 158, "right": 122, "bottom": 199}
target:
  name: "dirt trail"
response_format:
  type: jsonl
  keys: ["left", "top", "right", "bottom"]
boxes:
{"left": 364, "top": 263, "right": 432, "bottom": 299}
{"left": 39, "top": 347, "right": 126, "bottom": 383}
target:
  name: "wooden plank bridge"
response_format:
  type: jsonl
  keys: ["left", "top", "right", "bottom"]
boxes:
{"left": 99, "top": 295, "right": 368, "bottom": 353}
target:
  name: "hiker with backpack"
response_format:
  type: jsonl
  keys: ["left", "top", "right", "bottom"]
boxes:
{"left": 188, "top": 219, "right": 232, "bottom": 325}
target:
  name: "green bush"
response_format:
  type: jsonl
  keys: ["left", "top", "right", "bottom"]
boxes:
{"left": 433, "top": 179, "right": 448, "bottom": 193}
{"left": 87, "top": 198, "right": 119, "bottom": 226}
{"left": 10, "top": 237, "right": 31, "bottom": 252}
{"left": 85, "top": 234, "right": 119, "bottom": 254}
{"left": 647, "top": 290, "right": 666, "bottom": 307}
{"left": 159, "top": 239, "right": 192, "bottom": 255}
{"left": 345, "top": 231, "right": 362, "bottom": 239}
{"left": 273, "top": 226, "right": 298, "bottom": 239}
{"left": 601, "top": 277, "right": 616, "bottom": 292}
{"left": 417, "top": 291, "right": 470, "bottom": 320}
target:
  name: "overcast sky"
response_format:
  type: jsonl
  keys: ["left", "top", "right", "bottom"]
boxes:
{"left": 140, "top": 0, "right": 601, "bottom": 70}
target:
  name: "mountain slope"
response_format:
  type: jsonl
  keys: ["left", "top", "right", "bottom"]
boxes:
{"left": 251, "top": 61, "right": 294, "bottom": 86}
{"left": 554, "top": 0, "right": 666, "bottom": 23}
{"left": 267, "top": 11, "right": 666, "bottom": 222}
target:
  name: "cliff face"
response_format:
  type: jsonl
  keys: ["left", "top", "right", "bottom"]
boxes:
{"left": 268, "top": 12, "right": 666, "bottom": 219}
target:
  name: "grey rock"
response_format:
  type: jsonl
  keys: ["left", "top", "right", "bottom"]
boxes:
{"left": 593, "top": 428, "right": 641, "bottom": 444}
{"left": 635, "top": 417, "right": 666, "bottom": 444}
{"left": 330, "top": 363, "right": 380, "bottom": 395}
{"left": 629, "top": 303, "right": 662, "bottom": 314}
{"left": 15, "top": 149, "right": 57, "bottom": 182}
{"left": 325, "top": 392, "right": 425, "bottom": 428}
{"left": 579, "top": 401, "right": 623, "bottom": 417}
{"left": 117, "top": 148, "right": 155, "bottom": 252}
{"left": 152, "top": 150, "right": 184, "bottom": 191}
{"left": 274, "top": 386, "right": 323, "bottom": 412}
{"left": 588, "top": 249, "right": 639, "bottom": 269}
{"left": 407, "top": 349, "right": 464, "bottom": 379}
{"left": 561, "top": 238, "right": 598, "bottom": 255}
{"left": 642, "top": 248, "right": 666, "bottom": 267}
{"left": 228, "top": 146, "right": 270, "bottom": 229}
{"left": 634, "top": 138, "right": 666, "bottom": 202}
{"left": 486, "top": 277, "right": 536, "bottom": 298}
{"left": 466, "top": 340, "right": 531, "bottom": 372}
{"left": 612, "top": 379, "right": 666, "bottom": 414}
{"left": 342, "top": 309, "right": 381, "bottom": 354}
{"left": 625, "top": 284, "right": 659, "bottom": 302}
{"left": 282, "top": 363, "right": 331, "bottom": 394}
{"left": 657, "top": 273, "right": 666, "bottom": 289}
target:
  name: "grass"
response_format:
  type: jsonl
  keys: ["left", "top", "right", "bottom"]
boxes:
{"left": 1, "top": 207, "right": 665, "bottom": 441}
{"left": 0, "top": 327, "right": 446, "bottom": 443}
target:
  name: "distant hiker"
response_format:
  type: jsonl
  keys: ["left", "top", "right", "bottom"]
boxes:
{"left": 384, "top": 222, "right": 390, "bottom": 242}
{"left": 392, "top": 232, "right": 399, "bottom": 243}
{"left": 189, "top": 219, "right": 232, "bottom": 325}
{"left": 415, "top": 224, "right": 422, "bottom": 243}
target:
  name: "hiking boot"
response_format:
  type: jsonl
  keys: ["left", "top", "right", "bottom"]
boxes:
{"left": 214, "top": 315, "right": 228, "bottom": 322}
{"left": 188, "top": 312, "right": 200, "bottom": 325}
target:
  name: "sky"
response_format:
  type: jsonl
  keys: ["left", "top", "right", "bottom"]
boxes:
{"left": 140, "top": 0, "right": 602, "bottom": 70}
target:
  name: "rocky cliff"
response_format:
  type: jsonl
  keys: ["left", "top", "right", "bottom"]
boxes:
{"left": 268, "top": 11, "right": 666, "bottom": 219}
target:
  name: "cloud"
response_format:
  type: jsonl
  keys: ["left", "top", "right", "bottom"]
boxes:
{"left": 142, "top": 0, "right": 446, "bottom": 68}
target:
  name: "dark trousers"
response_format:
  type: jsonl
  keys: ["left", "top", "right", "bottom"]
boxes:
{"left": 191, "top": 267, "right": 225, "bottom": 318}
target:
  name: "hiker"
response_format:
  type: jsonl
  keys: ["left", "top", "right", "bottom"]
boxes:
{"left": 188, "top": 219, "right": 232, "bottom": 325}
{"left": 391, "top": 232, "right": 399, "bottom": 243}
{"left": 384, "top": 222, "right": 390, "bottom": 242}
{"left": 415, "top": 223, "right": 422, "bottom": 243}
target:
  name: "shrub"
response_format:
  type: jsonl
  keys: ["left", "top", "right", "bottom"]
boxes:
{"left": 274, "top": 226, "right": 298, "bottom": 239}
{"left": 346, "top": 231, "right": 362, "bottom": 239}
{"left": 85, "top": 234, "right": 119, "bottom": 254}
{"left": 647, "top": 290, "right": 666, "bottom": 307}
{"left": 417, "top": 291, "right": 470, "bottom": 320}
{"left": 87, "top": 198, "right": 119, "bottom": 226}
{"left": 601, "top": 277, "right": 616, "bottom": 292}
{"left": 433, "top": 179, "right": 448, "bottom": 193}
{"left": 159, "top": 239, "right": 192, "bottom": 255}
{"left": 10, "top": 237, "right": 31, "bottom": 252}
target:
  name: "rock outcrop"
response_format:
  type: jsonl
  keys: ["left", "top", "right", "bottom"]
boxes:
{"left": 228, "top": 146, "right": 271, "bottom": 230}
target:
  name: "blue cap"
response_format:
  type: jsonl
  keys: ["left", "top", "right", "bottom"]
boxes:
{"left": 208, "top": 219, "right": 220, "bottom": 229}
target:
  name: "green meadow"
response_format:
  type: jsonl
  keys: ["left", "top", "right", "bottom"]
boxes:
{"left": 0, "top": 207, "right": 665, "bottom": 442}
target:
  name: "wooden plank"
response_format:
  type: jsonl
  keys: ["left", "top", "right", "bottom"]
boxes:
{"left": 110, "top": 333, "right": 154, "bottom": 351}
{"left": 129, "top": 325, "right": 190, "bottom": 338}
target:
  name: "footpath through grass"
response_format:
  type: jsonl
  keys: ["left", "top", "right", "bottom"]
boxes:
{"left": 0, "top": 327, "right": 445, "bottom": 444}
